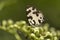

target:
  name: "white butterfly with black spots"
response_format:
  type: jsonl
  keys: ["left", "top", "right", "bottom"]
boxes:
{"left": 26, "top": 5, "right": 45, "bottom": 27}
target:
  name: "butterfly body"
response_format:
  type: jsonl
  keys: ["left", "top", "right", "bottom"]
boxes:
{"left": 26, "top": 6, "right": 44, "bottom": 27}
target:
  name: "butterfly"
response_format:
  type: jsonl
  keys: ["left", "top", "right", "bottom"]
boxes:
{"left": 26, "top": 5, "right": 45, "bottom": 27}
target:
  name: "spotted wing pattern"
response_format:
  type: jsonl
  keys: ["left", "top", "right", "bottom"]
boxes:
{"left": 26, "top": 6, "right": 44, "bottom": 27}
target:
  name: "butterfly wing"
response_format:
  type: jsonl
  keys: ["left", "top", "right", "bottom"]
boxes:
{"left": 26, "top": 6, "right": 44, "bottom": 27}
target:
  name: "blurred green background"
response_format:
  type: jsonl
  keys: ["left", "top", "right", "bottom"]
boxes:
{"left": 0, "top": 0, "right": 60, "bottom": 40}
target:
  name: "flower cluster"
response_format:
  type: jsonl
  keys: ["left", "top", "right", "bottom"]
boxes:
{"left": 0, "top": 19, "right": 60, "bottom": 40}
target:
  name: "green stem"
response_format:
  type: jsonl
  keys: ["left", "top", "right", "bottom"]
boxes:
{"left": 14, "top": 33, "right": 22, "bottom": 40}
